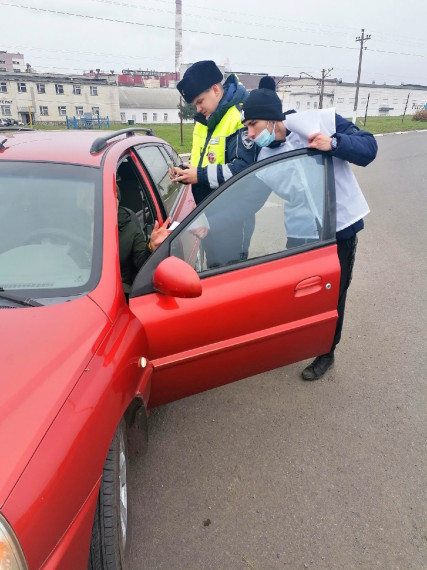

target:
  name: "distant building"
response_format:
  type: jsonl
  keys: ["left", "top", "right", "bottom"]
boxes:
{"left": 118, "top": 69, "right": 179, "bottom": 88}
{"left": 275, "top": 77, "right": 427, "bottom": 118}
{"left": 0, "top": 51, "right": 25, "bottom": 73}
{"left": 118, "top": 86, "right": 191, "bottom": 124}
{"left": 0, "top": 71, "right": 120, "bottom": 124}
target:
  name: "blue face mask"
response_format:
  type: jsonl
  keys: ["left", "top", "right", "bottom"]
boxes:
{"left": 254, "top": 122, "right": 276, "bottom": 148}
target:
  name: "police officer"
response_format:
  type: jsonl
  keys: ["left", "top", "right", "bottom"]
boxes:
{"left": 241, "top": 85, "right": 378, "bottom": 381}
{"left": 171, "top": 60, "right": 256, "bottom": 205}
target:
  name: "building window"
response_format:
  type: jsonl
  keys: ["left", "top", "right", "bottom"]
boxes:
{"left": 90, "top": 86, "right": 98, "bottom": 96}
{"left": 75, "top": 106, "right": 84, "bottom": 116}
{"left": 17, "top": 82, "right": 27, "bottom": 93}
{"left": 163, "top": 113, "right": 168, "bottom": 122}
{"left": 55, "top": 84, "right": 64, "bottom": 94}
{"left": 120, "top": 112, "right": 126, "bottom": 122}
{"left": 73, "top": 84, "right": 82, "bottom": 95}
{"left": 37, "top": 83, "right": 46, "bottom": 94}
{"left": 314, "top": 102, "right": 318, "bottom": 109}
{"left": 13, "top": 69, "right": 21, "bottom": 73}
{"left": 153, "top": 113, "right": 157, "bottom": 121}
{"left": 58, "top": 106, "right": 67, "bottom": 116}
{"left": 337, "top": 98, "right": 344, "bottom": 103}
{"left": 1, "top": 105, "right": 12, "bottom": 116}
{"left": 0, "top": 68, "right": 6, "bottom": 72}
{"left": 39, "top": 106, "right": 49, "bottom": 116}
{"left": 306, "top": 102, "right": 311, "bottom": 108}
{"left": 92, "top": 106, "right": 100, "bottom": 116}
{"left": 12, "top": 60, "right": 20, "bottom": 65}
{"left": 296, "top": 101, "right": 300, "bottom": 109}
{"left": 0, "top": 60, "right": 5, "bottom": 64}
{"left": 142, "top": 112, "right": 147, "bottom": 121}
{"left": 0, "top": 83, "right": 7, "bottom": 93}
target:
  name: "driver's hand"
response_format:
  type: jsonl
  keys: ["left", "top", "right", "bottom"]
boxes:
{"left": 149, "top": 218, "right": 172, "bottom": 251}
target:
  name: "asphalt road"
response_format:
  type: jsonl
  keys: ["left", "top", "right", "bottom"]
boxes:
{"left": 128, "top": 131, "right": 427, "bottom": 569}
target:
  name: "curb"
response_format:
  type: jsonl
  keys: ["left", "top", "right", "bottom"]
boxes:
{"left": 374, "top": 129, "right": 427, "bottom": 137}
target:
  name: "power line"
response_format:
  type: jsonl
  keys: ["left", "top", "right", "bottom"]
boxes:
{"left": 2, "top": 1, "right": 425, "bottom": 59}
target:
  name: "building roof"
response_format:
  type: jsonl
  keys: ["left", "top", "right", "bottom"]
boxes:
{"left": 119, "top": 86, "right": 180, "bottom": 109}
{"left": 0, "top": 71, "right": 116, "bottom": 85}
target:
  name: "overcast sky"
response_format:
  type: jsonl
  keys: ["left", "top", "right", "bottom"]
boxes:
{"left": 1, "top": 0, "right": 426, "bottom": 85}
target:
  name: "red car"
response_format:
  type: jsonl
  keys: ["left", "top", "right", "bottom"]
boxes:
{"left": 0, "top": 128, "right": 340, "bottom": 569}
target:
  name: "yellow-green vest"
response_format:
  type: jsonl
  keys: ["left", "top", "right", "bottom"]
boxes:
{"left": 190, "top": 105, "right": 244, "bottom": 168}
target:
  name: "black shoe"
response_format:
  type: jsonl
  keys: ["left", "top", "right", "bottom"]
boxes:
{"left": 301, "top": 353, "right": 335, "bottom": 381}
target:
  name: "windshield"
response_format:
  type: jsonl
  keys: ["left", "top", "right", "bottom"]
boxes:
{"left": 0, "top": 162, "right": 102, "bottom": 301}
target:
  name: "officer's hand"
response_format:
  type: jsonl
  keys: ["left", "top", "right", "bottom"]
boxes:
{"left": 308, "top": 132, "right": 334, "bottom": 151}
{"left": 173, "top": 163, "right": 198, "bottom": 185}
{"left": 190, "top": 226, "right": 209, "bottom": 239}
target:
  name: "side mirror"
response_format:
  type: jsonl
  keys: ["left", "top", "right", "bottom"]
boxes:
{"left": 153, "top": 256, "right": 202, "bottom": 298}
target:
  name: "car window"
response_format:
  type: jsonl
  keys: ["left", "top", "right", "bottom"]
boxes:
{"left": 116, "top": 155, "right": 156, "bottom": 240}
{"left": 135, "top": 144, "right": 183, "bottom": 216}
{"left": 170, "top": 151, "right": 334, "bottom": 272}
{"left": 0, "top": 162, "right": 102, "bottom": 299}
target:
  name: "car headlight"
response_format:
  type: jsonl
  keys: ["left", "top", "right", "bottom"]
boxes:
{"left": 0, "top": 515, "right": 28, "bottom": 570}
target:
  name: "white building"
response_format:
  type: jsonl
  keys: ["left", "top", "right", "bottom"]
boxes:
{"left": 276, "top": 78, "right": 427, "bottom": 118}
{"left": 118, "top": 86, "right": 192, "bottom": 124}
{"left": 0, "top": 71, "right": 121, "bottom": 124}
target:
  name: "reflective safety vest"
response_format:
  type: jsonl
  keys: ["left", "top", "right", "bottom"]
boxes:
{"left": 190, "top": 105, "right": 244, "bottom": 168}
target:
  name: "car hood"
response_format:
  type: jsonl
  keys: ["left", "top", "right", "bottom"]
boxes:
{"left": 0, "top": 296, "right": 111, "bottom": 507}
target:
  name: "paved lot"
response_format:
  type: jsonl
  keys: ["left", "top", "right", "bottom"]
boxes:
{"left": 128, "top": 132, "right": 427, "bottom": 569}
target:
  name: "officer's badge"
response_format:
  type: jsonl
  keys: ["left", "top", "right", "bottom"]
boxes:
{"left": 207, "top": 151, "right": 216, "bottom": 163}
{"left": 241, "top": 128, "right": 255, "bottom": 150}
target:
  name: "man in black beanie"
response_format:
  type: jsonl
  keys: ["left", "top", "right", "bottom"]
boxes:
{"left": 171, "top": 60, "right": 256, "bottom": 205}
{"left": 240, "top": 86, "right": 377, "bottom": 382}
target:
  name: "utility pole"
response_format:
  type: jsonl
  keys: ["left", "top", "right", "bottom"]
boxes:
{"left": 363, "top": 93, "right": 370, "bottom": 126}
{"left": 175, "top": 0, "right": 183, "bottom": 144}
{"left": 353, "top": 29, "right": 371, "bottom": 123}
{"left": 319, "top": 68, "right": 333, "bottom": 109}
{"left": 402, "top": 91, "right": 411, "bottom": 123}
{"left": 300, "top": 68, "right": 333, "bottom": 109}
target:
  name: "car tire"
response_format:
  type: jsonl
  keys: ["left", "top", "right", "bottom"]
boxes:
{"left": 88, "top": 418, "right": 129, "bottom": 569}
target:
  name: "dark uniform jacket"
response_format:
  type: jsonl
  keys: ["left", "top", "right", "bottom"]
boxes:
{"left": 118, "top": 207, "right": 150, "bottom": 293}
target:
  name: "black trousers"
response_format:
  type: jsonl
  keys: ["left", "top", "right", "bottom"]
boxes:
{"left": 328, "top": 234, "right": 358, "bottom": 354}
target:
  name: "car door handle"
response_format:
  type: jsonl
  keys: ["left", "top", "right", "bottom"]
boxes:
{"left": 294, "top": 276, "right": 323, "bottom": 297}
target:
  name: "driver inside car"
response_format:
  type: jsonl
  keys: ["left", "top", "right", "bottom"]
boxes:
{"left": 116, "top": 183, "right": 171, "bottom": 298}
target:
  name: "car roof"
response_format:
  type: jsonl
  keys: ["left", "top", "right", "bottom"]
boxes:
{"left": 0, "top": 128, "right": 165, "bottom": 167}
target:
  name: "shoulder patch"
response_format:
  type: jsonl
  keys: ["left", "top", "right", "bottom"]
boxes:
{"left": 241, "top": 128, "right": 254, "bottom": 150}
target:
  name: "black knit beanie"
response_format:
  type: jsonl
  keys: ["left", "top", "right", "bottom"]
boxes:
{"left": 241, "top": 88, "right": 283, "bottom": 121}
{"left": 258, "top": 76, "right": 276, "bottom": 90}
{"left": 177, "top": 60, "right": 223, "bottom": 103}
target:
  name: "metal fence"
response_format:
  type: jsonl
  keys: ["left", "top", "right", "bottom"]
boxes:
{"left": 66, "top": 116, "right": 110, "bottom": 129}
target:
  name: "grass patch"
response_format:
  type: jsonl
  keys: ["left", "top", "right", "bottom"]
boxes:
{"left": 30, "top": 114, "right": 427, "bottom": 154}
{"left": 354, "top": 115, "right": 427, "bottom": 134}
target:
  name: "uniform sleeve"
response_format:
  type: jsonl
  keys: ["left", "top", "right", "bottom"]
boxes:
{"left": 333, "top": 114, "right": 378, "bottom": 167}
{"left": 197, "top": 127, "right": 257, "bottom": 190}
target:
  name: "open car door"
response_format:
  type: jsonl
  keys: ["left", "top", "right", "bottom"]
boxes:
{"left": 130, "top": 149, "right": 340, "bottom": 408}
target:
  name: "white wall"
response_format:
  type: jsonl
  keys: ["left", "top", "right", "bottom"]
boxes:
{"left": 277, "top": 79, "right": 427, "bottom": 118}
{"left": 120, "top": 107, "right": 192, "bottom": 124}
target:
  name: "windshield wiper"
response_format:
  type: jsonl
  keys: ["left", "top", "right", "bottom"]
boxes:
{"left": 0, "top": 288, "right": 43, "bottom": 307}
